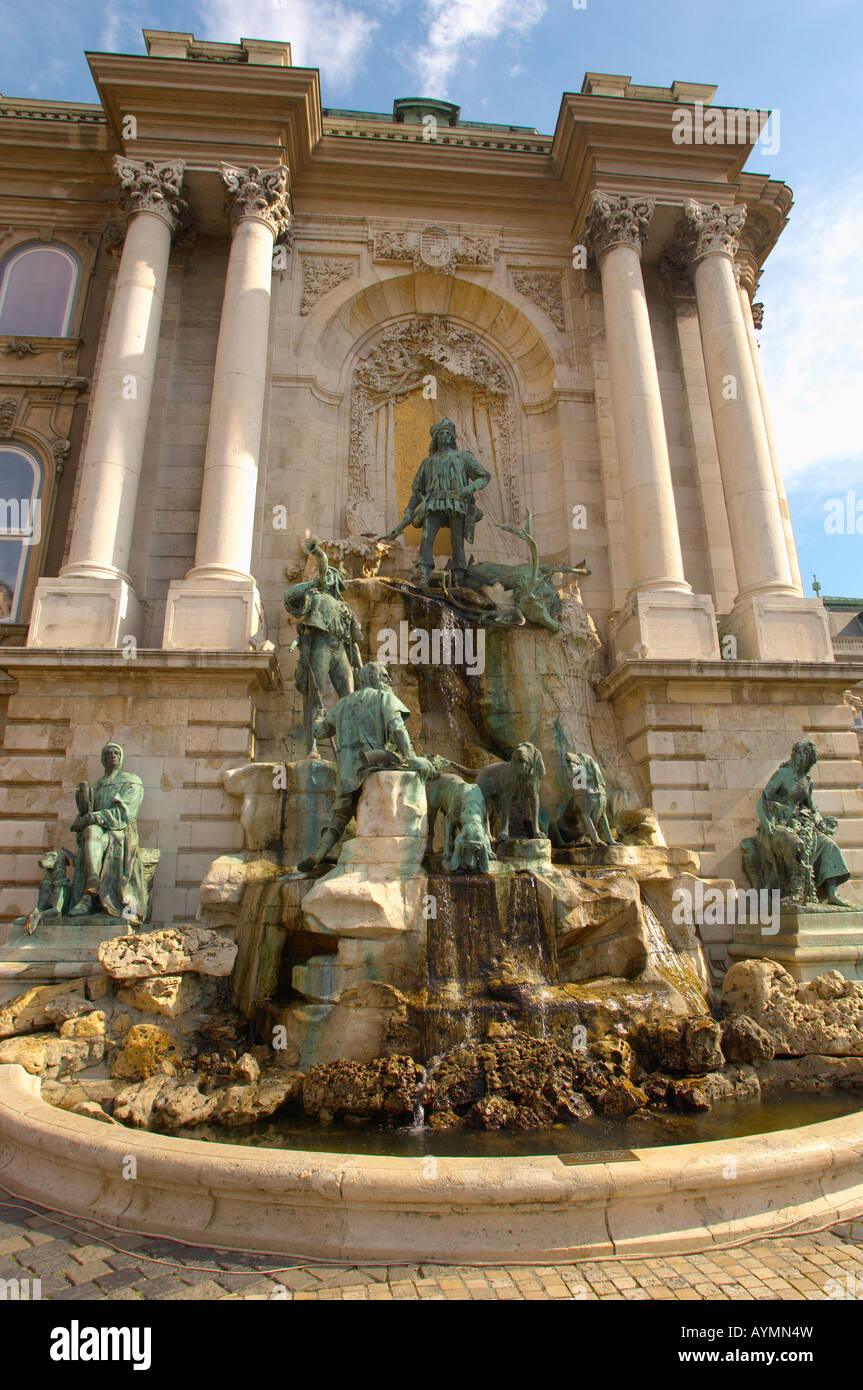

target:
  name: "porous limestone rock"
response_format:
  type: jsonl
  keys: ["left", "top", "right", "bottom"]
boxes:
{"left": 0, "top": 1033, "right": 50, "bottom": 1073}
{"left": 722, "top": 960, "right": 863, "bottom": 1056}
{"left": 153, "top": 1076, "right": 222, "bottom": 1130}
{"left": 109, "top": 1023, "right": 185, "bottom": 1079}
{"left": 632, "top": 1016, "right": 724, "bottom": 1075}
{"left": 231, "top": 1052, "right": 260, "bottom": 1085}
{"left": 98, "top": 925, "right": 237, "bottom": 981}
{"left": 113, "top": 1074, "right": 172, "bottom": 1127}
{"left": 197, "top": 853, "right": 283, "bottom": 932}
{"left": 721, "top": 1014, "right": 775, "bottom": 1064}
{"left": 0, "top": 979, "right": 86, "bottom": 1038}
{"left": 303, "top": 1055, "right": 424, "bottom": 1122}
{"left": 116, "top": 974, "right": 203, "bottom": 1019}
{"left": 215, "top": 1069, "right": 303, "bottom": 1126}
{"left": 59, "top": 1011, "right": 106, "bottom": 1040}
{"left": 44, "top": 994, "right": 99, "bottom": 1027}
{"left": 70, "top": 1100, "right": 118, "bottom": 1125}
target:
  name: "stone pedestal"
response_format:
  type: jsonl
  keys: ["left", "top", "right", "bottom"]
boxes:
{"left": 609, "top": 590, "right": 720, "bottom": 664}
{"left": 28, "top": 576, "right": 143, "bottom": 649}
{"left": 162, "top": 576, "right": 264, "bottom": 651}
{"left": 496, "top": 838, "right": 553, "bottom": 873}
{"left": 723, "top": 592, "right": 834, "bottom": 664}
{"left": 729, "top": 907, "right": 863, "bottom": 983}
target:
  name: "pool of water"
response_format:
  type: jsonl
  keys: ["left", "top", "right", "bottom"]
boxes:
{"left": 166, "top": 1093, "right": 863, "bottom": 1160}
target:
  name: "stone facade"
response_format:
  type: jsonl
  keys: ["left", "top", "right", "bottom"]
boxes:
{"left": 0, "top": 30, "right": 861, "bottom": 933}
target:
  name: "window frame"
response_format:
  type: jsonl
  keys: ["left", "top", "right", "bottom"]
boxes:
{"left": 0, "top": 442, "right": 44, "bottom": 624}
{"left": 0, "top": 241, "right": 81, "bottom": 339}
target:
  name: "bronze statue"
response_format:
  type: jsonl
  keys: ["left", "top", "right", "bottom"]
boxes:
{"left": 284, "top": 538, "right": 363, "bottom": 756}
{"left": 741, "top": 740, "right": 852, "bottom": 906}
{"left": 549, "top": 751, "right": 616, "bottom": 848}
{"left": 379, "top": 418, "right": 490, "bottom": 585}
{"left": 68, "top": 742, "right": 148, "bottom": 922}
{"left": 297, "top": 662, "right": 433, "bottom": 872}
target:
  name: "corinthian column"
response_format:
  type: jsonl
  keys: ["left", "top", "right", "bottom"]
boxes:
{"left": 585, "top": 192, "right": 719, "bottom": 663}
{"left": 163, "top": 165, "right": 291, "bottom": 650}
{"left": 28, "top": 158, "right": 186, "bottom": 648}
{"left": 680, "top": 202, "right": 831, "bottom": 661}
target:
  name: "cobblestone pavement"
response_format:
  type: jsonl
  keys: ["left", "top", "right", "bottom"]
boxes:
{"left": 2, "top": 1196, "right": 863, "bottom": 1300}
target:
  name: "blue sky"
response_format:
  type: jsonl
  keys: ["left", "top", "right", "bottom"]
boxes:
{"left": 2, "top": 0, "right": 861, "bottom": 597}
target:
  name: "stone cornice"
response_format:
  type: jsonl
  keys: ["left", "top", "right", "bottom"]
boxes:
{"left": 221, "top": 164, "right": 292, "bottom": 237}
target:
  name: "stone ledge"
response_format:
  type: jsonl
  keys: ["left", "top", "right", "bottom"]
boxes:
{"left": 599, "top": 658, "right": 863, "bottom": 702}
{"left": 2, "top": 1063, "right": 863, "bottom": 1262}
{"left": 0, "top": 648, "right": 280, "bottom": 688}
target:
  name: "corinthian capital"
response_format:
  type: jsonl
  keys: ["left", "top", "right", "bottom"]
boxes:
{"left": 681, "top": 200, "right": 746, "bottom": 264}
{"left": 221, "top": 165, "right": 292, "bottom": 238}
{"left": 584, "top": 192, "right": 654, "bottom": 260}
{"left": 114, "top": 157, "right": 187, "bottom": 232}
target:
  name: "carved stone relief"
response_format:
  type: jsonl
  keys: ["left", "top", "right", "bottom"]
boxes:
{"left": 373, "top": 226, "right": 494, "bottom": 275}
{"left": 510, "top": 270, "right": 565, "bottom": 330}
{"left": 300, "top": 258, "right": 355, "bottom": 314}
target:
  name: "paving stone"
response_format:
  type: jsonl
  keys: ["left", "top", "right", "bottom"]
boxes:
{"left": 95, "top": 1269, "right": 141, "bottom": 1293}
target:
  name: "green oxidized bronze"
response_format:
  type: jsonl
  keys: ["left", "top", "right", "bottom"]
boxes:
{"left": 379, "top": 418, "right": 490, "bottom": 585}
{"left": 284, "top": 538, "right": 363, "bottom": 756}
{"left": 741, "top": 740, "right": 852, "bottom": 906}
{"left": 68, "top": 742, "right": 148, "bottom": 923}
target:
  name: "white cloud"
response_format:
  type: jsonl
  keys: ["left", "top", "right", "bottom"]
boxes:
{"left": 759, "top": 172, "right": 863, "bottom": 489}
{"left": 198, "top": 0, "right": 377, "bottom": 88}
{"left": 509, "top": 64, "right": 524, "bottom": 77}
{"left": 413, "top": 0, "right": 545, "bottom": 96}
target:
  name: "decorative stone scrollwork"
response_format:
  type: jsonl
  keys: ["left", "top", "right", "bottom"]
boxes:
{"left": 751, "top": 302, "right": 764, "bottom": 330}
{"left": 3, "top": 340, "right": 37, "bottom": 358}
{"left": 681, "top": 200, "right": 747, "bottom": 264}
{"left": 584, "top": 192, "right": 654, "bottom": 261}
{"left": 113, "top": 157, "right": 188, "bottom": 233}
{"left": 373, "top": 225, "right": 494, "bottom": 275}
{"left": 102, "top": 221, "right": 125, "bottom": 254}
{"left": 510, "top": 271, "right": 565, "bottom": 330}
{"left": 51, "top": 437, "right": 70, "bottom": 478}
{"left": 347, "top": 317, "right": 519, "bottom": 536}
{"left": 300, "top": 258, "right": 355, "bottom": 314}
{"left": 0, "top": 397, "right": 16, "bottom": 434}
{"left": 220, "top": 164, "right": 292, "bottom": 239}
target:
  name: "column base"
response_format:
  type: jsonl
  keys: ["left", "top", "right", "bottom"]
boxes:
{"left": 27, "top": 576, "right": 143, "bottom": 649}
{"left": 609, "top": 590, "right": 720, "bottom": 664}
{"left": 724, "top": 593, "right": 834, "bottom": 663}
{"left": 162, "top": 576, "right": 264, "bottom": 650}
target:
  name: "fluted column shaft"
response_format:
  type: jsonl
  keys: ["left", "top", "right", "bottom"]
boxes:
{"left": 586, "top": 194, "right": 690, "bottom": 596}
{"left": 682, "top": 202, "right": 794, "bottom": 601}
{"left": 65, "top": 159, "right": 185, "bottom": 580}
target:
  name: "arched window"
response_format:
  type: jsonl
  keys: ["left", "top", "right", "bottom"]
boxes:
{"left": 0, "top": 243, "right": 79, "bottom": 337}
{"left": 0, "top": 444, "right": 43, "bottom": 622}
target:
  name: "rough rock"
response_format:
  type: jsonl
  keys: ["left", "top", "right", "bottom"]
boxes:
{"left": 98, "top": 925, "right": 237, "bottom": 981}
{"left": 721, "top": 1014, "right": 775, "bottom": 1064}
{"left": 43, "top": 994, "right": 98, "bottom": 1027}
{"left": 231, "top": 1052, "right": 260, "bottom": 1085}
{"left": 215, "top": 1069, "right": 303, "bottom": 1126}
{"left": 756, "top": 1055, "right": 863, "bottom": 1095}
{"left": 59, "top": 1011, "right": 106, "bottom": 1040}
{"left": 422, "top": 1033, "right": 645, "bottom": 1130}
{"left": 0, "top": 1031, "right": 103, "bottom": 1078}
{"left": 632, "top": 1016, "right": 724, "bottom": 1075}
{"left": 0, "top": 980, "right": 86, "bottom": 1038}
{"left": 113, "top": 1074, "right": 172, "bottom": 1127}
{"left": 70, "top": 1100, "right": 118, "bottom": 1125}
{"left": 153, "top": 1076, "right": 222, "bottom": 1130}
{"left": 722, "top": 960, "right": 863, "bottom": 1057}
{"left": 109, "top": 1024, "right": 185, "bottom": 1080}
{"left": 0, "top": 1033, "right": 51, "bottom": 1074}
{"left": 665, "top": 1066, "right": 761, "bottom": 1112}
{"left": 117, "top": 974, "right": 203, "bottom": 1019}
{"left": 303, "top": 1055, "right": 424, "bottom": 1122}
